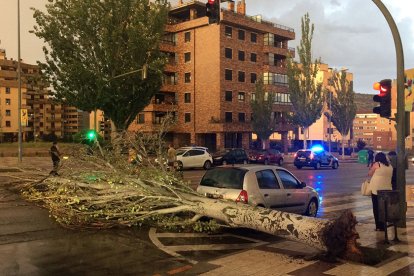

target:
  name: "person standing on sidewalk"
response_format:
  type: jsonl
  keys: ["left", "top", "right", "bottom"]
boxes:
{"left": 367, "top": 149, "right": 374, "bottom": 167}
{"left": 167, "top": 144, "right": 176, "bottom": 171}
{"left": 49, "top": 141, "right": 62, "bottom": 176}
{"left": 368, "top": 152, "right": 392, "bottom": 231}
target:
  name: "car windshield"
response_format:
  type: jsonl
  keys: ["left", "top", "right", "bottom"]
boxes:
{"left": 215, "top": 149, "right": 230, "bottom": 156}
{"left": 200, "top": 168, "right": 246, "bottom": 189}
{"left": 176, "top": 149, "right": 186, "bottom": 156}
{"left": 297, "top": 151, "right": 312, "bottom": 157}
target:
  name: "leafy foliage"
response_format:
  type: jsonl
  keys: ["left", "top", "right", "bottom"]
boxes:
{"left": 31, "top": 0, "right": 170, "bottom": 131}
{"left": 287, "top": 13, "right": 324, "bottom": 148}
{"left": 250, "top": 78, "right": 276, "bottom": 148}
{"left": 325, "top": 70, "right": 357, "bottom": 140}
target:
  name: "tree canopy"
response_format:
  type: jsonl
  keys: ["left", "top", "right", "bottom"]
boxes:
{"left": 31, "top": 0, "right": 170, "bottom": 131}
{"left": 250, "top": 78, "right": 275, "bottom": 148}
{"left": 287, "top": 13, "right": 324, "bottom": 149}
{"left": 325, "top": 70, "right": 357, "bottom": 158}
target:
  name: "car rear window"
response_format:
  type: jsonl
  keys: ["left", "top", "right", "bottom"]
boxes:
{"left": 200, "top": 168, "right": 246, "bottom": 189}
{"left": 297, "top": 151, "right": 311, "bottom": 157}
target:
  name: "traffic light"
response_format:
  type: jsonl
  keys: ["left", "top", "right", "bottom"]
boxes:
{"left": 86, "top": 130, "right": 97, "bottom": 141}
{"left": 206, "top": 0, "right": 220, "bottom": 24}
{"left": 373, "top": 79, "right": 392, "bottom": 118}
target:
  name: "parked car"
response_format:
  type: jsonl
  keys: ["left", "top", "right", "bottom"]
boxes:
{"left": 196, "top": 165, "right": 319, "bottom": 217}
{"left": 248, "top": 149, "right": 284, "bottom": 166}
{"left": 212, "top": 148, "right": 249, "bottom": 165}
{"left": 293, "top": 146, "right": 339, "bottom": 170}
{"left": 175, "top": 146, "right": 213, "bottom": 170}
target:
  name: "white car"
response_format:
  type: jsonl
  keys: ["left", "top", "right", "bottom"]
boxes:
{"left": 176, "top": 146, "right": 213, "bottom": 170}
{"left": 196, "top": 165, "right": 319, "bottom": 217}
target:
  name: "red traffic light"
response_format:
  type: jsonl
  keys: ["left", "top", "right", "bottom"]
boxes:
{"left": 372, "top": 79, "right": 392, "bottom": 118}
{"left": 208, "top": 0, "right": 215, "bottom": 4}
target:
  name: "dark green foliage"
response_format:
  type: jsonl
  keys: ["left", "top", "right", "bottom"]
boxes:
{"left": 287, "top": 13, "right": 324, "bottom": 147}
{"left": 250, "top": 78, "right": 276, "bottom": 147}
{"left": 325, "top": 70, "right": 357, "bottom": 140}
{"left": 31, "top": 0, "right": 170, "bottom": 131}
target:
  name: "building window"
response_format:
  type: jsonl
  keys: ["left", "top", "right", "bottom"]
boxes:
{"left": 5, "top": 87, "right": 10, "bottom": 94}
{"left": 238, "top": 113, "right": 245, "bottom": 122}
{"left": 238, "top": 71, "right": 245, "bottom": 82}
{"left": 250, "top": 53, "right": 257, "bottom": 62}
{"left": 137, "top": 113, "right": 145, "bottom": 124}
{"left": 264, "top": 33, "right": 274, "bottom": 46}
{"left": 184, "top": 72, "right": 191, "bottom": 83}
{"left": 251, "top": 93, "right": 256, "bottom": 101}
{"left": 184, "top": 93, "right": 191, "bottom": 103}
{"left": 225, "top": 112, "right": 232, "bottom": 123}
{"left": 251, "top": 33, "right": 257, "bottom": 43}
{"left": 5, "top": 99, "right": 11, "bottom": 105}
{"left": 238, "top": 29, "right": 245, "bottom": 40}
{"left": 5, "top": 121, "right": 11, "bottom": 127}
{"left": 225, "top": 48, "right": 232, "bottom": 59}
{"left": 263, "top": 72, "right": 273, "bottom": 85}
{"left": 238, "top": 92, "right": 245, "bottom": 102}
{"left": 184, "top": 32, "right": 191, "bottom": 42}
{"left": 225, "top": 69, "right": 232, "bottom": 81}
{"left": 225, "top": 26, "right": 232, "bottom": 38}
{"left": 250, "top": 73, "right": 257, "bottom": 83}
{"left": 225, "top": 91, "right": 233, "bottom": 101}
{"left": 184, "top": 52, "right": 191, "bottom": 63}
{"left": 5, "top": 110, "right": 11, "bottom": 116}
{"left": 185, "top": 113, "right": 191, "bottom": 123}
{"left": 238, "top": 50, "right": 245, "bottom": 61}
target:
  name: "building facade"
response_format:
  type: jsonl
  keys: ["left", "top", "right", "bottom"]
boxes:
{"left": 0, "top": 49, "right": 88, "bottom": 142}
{"left": 128, "top": 0, "right": 296, "bottom": 151}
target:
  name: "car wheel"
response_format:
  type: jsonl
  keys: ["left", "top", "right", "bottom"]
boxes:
{"left": 264, "top": 159, "right": 269, "bottom": 165}
{"left": 176, "top": 161, "right": 183, "bottom": 171}
{"left": 222, "top": 160, "right": 227, "bottom": 165}
{"left": 314, "top": 162, "right": 321, "bottom": 170}
{"left": 203, "top": 160, "right": 212, "bottom": 170}
{"left": 332, "top": 162, "right": 338, "bottom": 169}
{"left": 278, "top": 158, "right": 284, "bottom": 166}
{"left": 305, "top": 199, "right": 318, "bottom": 217}
{"left": 295, "top": 165, "right": 302, "bottom": 169}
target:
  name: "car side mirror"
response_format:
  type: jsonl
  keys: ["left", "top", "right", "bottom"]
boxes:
{"left": 300, "top": 182, "right": 306, "bottom": 188}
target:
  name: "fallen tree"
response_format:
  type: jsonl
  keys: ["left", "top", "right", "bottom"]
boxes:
{"left": 13, "top": 142, "right": 361, "bottom": 261}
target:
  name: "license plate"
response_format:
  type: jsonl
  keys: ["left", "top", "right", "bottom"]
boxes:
{"left": 299, "top": 157, "right": 306, "bottom": 161}
{"left": 206, "top": 193, "right": 223, "bottom": 199}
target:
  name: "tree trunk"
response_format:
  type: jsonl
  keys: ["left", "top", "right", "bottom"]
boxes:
{"left": 184, "top": 194, "right": 361, "bottom": 258}
{"left": 303, "top": 127, "right": 308, "bottom": 149}
{"left": 341, "top": 137, "right": 345, "bottom": 160}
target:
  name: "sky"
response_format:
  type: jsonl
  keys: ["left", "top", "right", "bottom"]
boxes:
{"left": 0, "top": 0, "right": 413, "bottom": 94}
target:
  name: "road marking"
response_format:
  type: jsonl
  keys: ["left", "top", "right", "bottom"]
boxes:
{"left": 149, "top": 228, "right": 268, "bottom": 265}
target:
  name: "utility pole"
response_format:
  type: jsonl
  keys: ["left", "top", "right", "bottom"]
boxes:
{"left": 17, "top": 0, "right": 22, "bottom": 162}
{"left": 371, "top": 0, "right": 406, "bottom": 227}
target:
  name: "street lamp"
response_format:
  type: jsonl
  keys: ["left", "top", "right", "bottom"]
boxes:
{"left": 17, "top": 0, "right": 22, "bottom": 162}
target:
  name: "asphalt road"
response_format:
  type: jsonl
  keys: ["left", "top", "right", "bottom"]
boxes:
{"left": 2, "top": 159, "right": 414, "bottom": 275}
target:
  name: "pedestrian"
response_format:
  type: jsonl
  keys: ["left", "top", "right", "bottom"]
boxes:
{"left": 387, "top": 151, "right": 397, "bottom": 191}
{"left": 49, "top": 141, "right": 62, "bottom": 176}
{"left": 367, "top": 149, "right": 374, "bottom": 167}
{"left": 167, "top": 144, "right": 176, "bottom": 171}
{"left": 368, "top": 152, "right": 393, "bottom": 231}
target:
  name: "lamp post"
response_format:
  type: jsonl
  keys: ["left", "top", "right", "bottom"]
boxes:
{"left": 17, "top": 0, "right": 22, "bottom": 162}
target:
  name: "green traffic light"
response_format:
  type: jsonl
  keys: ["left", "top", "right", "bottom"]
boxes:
{"left": 87, "top": 130, "right": 96, "bottom": 140}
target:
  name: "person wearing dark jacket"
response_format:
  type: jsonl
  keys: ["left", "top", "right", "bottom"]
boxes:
{"left": 49, "top": 141, "right": 62, "bottom": 176}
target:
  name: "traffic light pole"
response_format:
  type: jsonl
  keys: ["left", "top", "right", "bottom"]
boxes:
{"left": 372, "top": 0, "right": 406, "bottom": 227}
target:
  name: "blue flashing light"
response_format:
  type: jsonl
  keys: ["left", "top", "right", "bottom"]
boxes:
{"left": 311, "top": 145, "right": 324, "bottom": 152}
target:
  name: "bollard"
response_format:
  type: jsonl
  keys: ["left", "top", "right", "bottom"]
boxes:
{"left": 377, "top": 190, "right": 400, "bottom": 243}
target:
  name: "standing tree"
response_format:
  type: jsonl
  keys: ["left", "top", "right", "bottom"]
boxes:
{"left": 251, "top": 78, "right": 276, "bottom": 149}
{"left": 31, "top": 0, "right": 170, "bottom": 131}
{"left": 287, "top": 13, "right": 323, "bottom": 149}
{"left": 325, "top": 70, "right": 357, "bottom": 159}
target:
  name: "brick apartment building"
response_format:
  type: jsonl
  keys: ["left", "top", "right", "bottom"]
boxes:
{"left": 0, "top": 49, "right": 88, "bottom": 142}
{"left": 128, "top": 0, "right": 296, "bottom": 151}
